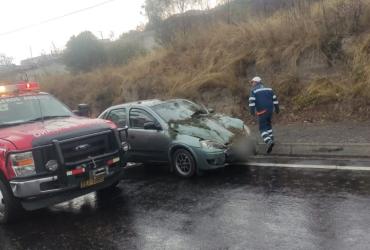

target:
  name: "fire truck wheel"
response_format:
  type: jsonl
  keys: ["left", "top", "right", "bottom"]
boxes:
{"left": 97, "top": 181, "right": 120, "bottom": 195}
{"left": 0, "top": 177, "right": 24, "bottom": 224}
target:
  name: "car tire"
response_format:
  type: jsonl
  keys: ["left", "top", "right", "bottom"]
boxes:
{"left": 172, "top": 149, "right": 196, "bottom": 178}
{"left": 0, "top": 177, "right": 23, "bottom": 224}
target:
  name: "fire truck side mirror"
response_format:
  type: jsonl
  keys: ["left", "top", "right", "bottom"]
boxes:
{"left": 118, "top": 125, "right": 129, "bottom": 141}
{"left": 73, "top": 104, "right": 91, "bottom": 117}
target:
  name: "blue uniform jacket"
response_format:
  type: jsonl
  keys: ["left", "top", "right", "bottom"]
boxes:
{"left": 249, "top": 83, "right": 279, "bottom": 116}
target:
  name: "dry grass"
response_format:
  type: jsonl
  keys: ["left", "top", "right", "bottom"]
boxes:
{"left": 40, "top": 0, "right": 370, "bottom": 121}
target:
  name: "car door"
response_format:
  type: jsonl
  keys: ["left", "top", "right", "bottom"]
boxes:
{"left": 128, "top": 108, "right": 170, "bottom": 163}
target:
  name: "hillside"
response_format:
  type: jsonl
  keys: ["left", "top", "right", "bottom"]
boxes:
{"left": 40, "top": 0, "right": 370, "bottom": 122}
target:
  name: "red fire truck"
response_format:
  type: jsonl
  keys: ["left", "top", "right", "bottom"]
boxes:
{"left": 0, "top": 81, "right": 128, "bottom": 224}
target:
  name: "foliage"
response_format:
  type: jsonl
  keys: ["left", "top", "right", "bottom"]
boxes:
{"left": 42, "top": 0, "right": 370, "bottom": 121}
{"left": 63, "top": 31, "right": 106, "bottom": 72}
{"left": 143, "top": 0, "right": 206, "bottom": 43}
{"left": 107, "top": 40, "right": 147, "bottom": 66}
{"left": 0, "top": 54, "right": 14, "bottom": 66}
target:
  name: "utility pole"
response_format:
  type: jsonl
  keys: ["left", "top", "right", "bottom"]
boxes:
{"left": 227, "top": 0, "right": 231, "bottom": 24}
{"left": 29, "top": 46, "right": 33, "bottom": 58}
{"left": 99, "top": 31, "right": 104, "bottom": 40}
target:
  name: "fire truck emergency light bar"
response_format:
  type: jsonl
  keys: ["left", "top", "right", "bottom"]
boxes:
{"left": 0, "top": 82, "right": 40, "bottom": 95}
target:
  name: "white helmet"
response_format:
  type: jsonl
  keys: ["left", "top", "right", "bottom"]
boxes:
{"left": 251, "top": 76, "right": 262, "bottom": 83}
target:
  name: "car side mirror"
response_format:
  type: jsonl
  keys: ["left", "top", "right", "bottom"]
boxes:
{"left": 73, "top": 104, "right": 91, "bottom": 117}
{"left": 144, "top": 121, "right": 161, "bottom": 130}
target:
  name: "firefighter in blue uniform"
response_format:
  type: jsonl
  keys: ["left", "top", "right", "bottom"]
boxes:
{"left": 249, "top": 76, "right": 280, "bottom": 153}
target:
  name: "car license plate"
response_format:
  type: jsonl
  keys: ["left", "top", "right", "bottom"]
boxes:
{"left": 80, "top": 168, "right": 107, "bottom": 188}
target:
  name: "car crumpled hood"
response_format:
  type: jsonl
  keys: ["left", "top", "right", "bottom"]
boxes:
{"left": 0, "top": 117, "right": 114, "bottom": 150}
{"left": 169, "top": 114, "right": 245, "bottom": 144}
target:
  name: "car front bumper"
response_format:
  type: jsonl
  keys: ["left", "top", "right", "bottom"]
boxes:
{"left": 225, "top": 136, "right": 257, "bottom": 163}
{"left": 193, "top": 137, "right": 257, "bottom": 170}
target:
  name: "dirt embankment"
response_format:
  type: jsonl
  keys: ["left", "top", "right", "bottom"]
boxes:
{"left": 40, "top": 0, "right": 370, "bottom": 122}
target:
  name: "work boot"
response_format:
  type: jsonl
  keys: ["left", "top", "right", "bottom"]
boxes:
{"left": 266, "top": 140, "right": 274, "bottom": 154}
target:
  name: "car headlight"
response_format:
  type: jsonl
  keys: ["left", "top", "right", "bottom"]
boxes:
{"left": 243, "top": 125, "right": 251, "bottom": 135}
{"left": 200, "top": 140, "right": 226, "bottom": 150}
{"left": 10, "top": 151, "right": 36, "bottom": 177}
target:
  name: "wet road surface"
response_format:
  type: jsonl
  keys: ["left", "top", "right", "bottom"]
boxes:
{"left": 2, "top": 164, "right": 370, "bottom": 249}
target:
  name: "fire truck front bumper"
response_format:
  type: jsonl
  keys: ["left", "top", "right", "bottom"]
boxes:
{"left": 9, "top": 168, "right": 125, "bottom": 211}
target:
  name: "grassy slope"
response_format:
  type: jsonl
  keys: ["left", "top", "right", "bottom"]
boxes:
{"left": 41, "top": 0, "right": 370, "bottom": 122}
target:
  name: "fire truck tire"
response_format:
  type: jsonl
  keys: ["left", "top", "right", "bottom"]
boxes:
{"left": 0, "top": 177, "right": 24, "bottom": 224}
{"left": 97, "top": 181, "right": 120, "bottom": 195}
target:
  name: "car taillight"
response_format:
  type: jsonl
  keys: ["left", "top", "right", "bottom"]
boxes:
{"left": 9, "top": 152, "right": 36, "bottom": 177}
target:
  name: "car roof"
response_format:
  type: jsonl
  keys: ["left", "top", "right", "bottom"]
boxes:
{"left": 106, "top": 99, "right": 161, "bottom": 109}
{"left": 106, "top": 98, "right": 192, "bottom": 111}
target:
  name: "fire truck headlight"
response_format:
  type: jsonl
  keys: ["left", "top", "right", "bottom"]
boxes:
{"left": 45, "top": 160, "right": 59, "bottom": 172}
{"left": 10, "top": 152, "right": 36, "bottom": 177}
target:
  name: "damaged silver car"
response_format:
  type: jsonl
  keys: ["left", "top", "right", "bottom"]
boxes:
{"left": 99, "top": 99, "right": 256, "bottom": 178}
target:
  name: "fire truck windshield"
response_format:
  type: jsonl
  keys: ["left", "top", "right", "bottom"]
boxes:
{"left": 0, "top": 94, "right": 72, "bottom": 127}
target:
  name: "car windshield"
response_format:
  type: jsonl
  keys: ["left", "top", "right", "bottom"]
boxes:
{"left": 152, "top": 100, "right": 207, "bottom": 122}
{"left": 0, "top": 94, "right": 72, "bottom": 127}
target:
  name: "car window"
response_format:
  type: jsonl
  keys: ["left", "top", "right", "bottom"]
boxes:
{"left": 107, "top": 108, "right": 127, "bottom": 128}
{"left": 129, "top": 108, "right": 155, "bottom": 129}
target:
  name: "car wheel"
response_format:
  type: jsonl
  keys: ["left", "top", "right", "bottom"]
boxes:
{"left": 172, "top": 149, "right": 196, "bottom": 178}
{"left": 0, "top": 178, "right": 23, "bottom": 224}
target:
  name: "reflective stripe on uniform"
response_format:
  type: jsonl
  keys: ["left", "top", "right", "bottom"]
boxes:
{"left": 273, "top": 95, "right": 277, "bottom": 99}
{"left": 253, "top": 88, "right": 272, "bottom": 94}
{"left": 263, "top": 136, "right": 272, "bottom": 142}
{"left": 261, "top": 132, "right": 269, "bottom": 137}
{"left": 249, "top": 97, "right": 256, "bottom": 101}
{"left": 273, "top": 101, "right": 279, "bottom": 104}
{"left": 249, "top": 103, "right": 256, "bottom": 107}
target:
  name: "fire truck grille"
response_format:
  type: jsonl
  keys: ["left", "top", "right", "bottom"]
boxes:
{"left": 60, "top": 132, "right": 117, "bottom": 164}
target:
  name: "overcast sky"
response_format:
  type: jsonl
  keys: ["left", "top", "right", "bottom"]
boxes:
{"left": 0, "top": 0, "right": 147, "bottom": 64}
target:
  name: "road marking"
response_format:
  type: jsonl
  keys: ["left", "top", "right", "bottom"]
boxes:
{"left": 245, "top": 162, "right": 370, "bottom": 171}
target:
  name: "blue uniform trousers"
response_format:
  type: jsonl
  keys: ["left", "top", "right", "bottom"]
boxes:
{"left": 258, "top": 112, "right": 274, "bottom": 144}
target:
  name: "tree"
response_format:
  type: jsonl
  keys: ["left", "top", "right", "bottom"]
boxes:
{"left": 0, "top": 54, "right": 14, "bottom": 66}
{"left": 143, "top": 0, "right": 171, "bottom": 29}
{"left": 143, "top": 0, "right": 201, "bottom": 44}
{"left": 217, "top": 0, "right": 231, "bottom": 24}
{"left": 197, "top": 0, "right": 212, "bottom": 10}
{"left": 63, "top": 31, "right": 106, "bottom": 72}
{"left": 143, "top": 0, "right": 200, "bottom": 26}
{"left": 107, "top": 31, "right": 147, "bottom": 65}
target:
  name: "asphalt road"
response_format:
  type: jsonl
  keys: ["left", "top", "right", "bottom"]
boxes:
{"left": 1, "top": 164, "right": 370, "bottom": 250}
